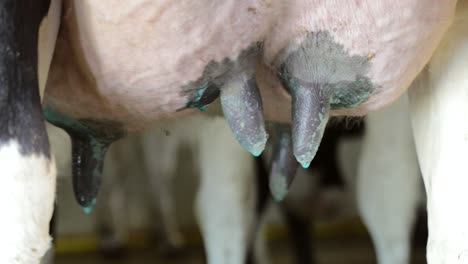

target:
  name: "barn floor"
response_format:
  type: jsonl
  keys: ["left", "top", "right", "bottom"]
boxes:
{"left": 55, "top": 238, "right": 426, "bottom": 264}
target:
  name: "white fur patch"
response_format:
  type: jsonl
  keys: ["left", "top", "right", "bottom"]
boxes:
{"left": 0, "top": 141, "right": 56, "bottom": 264}
{"left": 195, "top": 116, "right": 256, "bottom": 264}
{"left": 357, "top": 94, "right": 422, "bottom": 264}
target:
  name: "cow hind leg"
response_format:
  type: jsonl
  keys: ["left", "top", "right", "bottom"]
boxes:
{"left": 409, "top": 3, "right": 468, "bottom": 262}
{"left": 281, "top": 205, "right": 315, "bottom": 264}
{"left": 357, "top": 94, "right": 421, "bottom": 264}
{"left": 0, "top": 0, "right": 60, "bottom": 263}
{"left": 246, "top": 156, "right": 272, "bottom": 264}
{"left": 141, "top": 127, "right": 185, "bottom": 251}
{"left": 95, "top": 139, "right": 136, "bottom": 256}
{"left": 195, "top": 117, "right": 256, "bottom": 264}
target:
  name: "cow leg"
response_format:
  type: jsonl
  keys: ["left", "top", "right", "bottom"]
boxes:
{"left": 0, "top": 0, "right": 60, "bottom": 263}
{"left": 195, "top": 117, "right": 256, "bottom": 264}
{"left": 409, "top": 4, "right": 468, "bottom": 262}
{"left": 357, "top": 94, "right": 421, "bottom": 264}
{"left": 141, "top": 127, "right": 185, "bottom": 250}
{"left": 246, "top": 155, "right": 273, "bottom": 264}
{"left": 282, "top": 205, "right": 315, "bottom": 264}
{"left": 95, "top": 139, "right": 136, "bottom": 255}
{"left": 251, "top": 220, "right": 271, "bottom": 264}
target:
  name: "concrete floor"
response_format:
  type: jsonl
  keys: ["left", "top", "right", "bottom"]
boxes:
{"left": 55, "top": 238, "right": 426, "bottom": 264}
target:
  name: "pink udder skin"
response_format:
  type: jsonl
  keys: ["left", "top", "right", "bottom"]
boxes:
{"left": 45, "top": 0, "right": 278, "bottom": 131}
{"left": 45, "top": 0, "right": 457, "bottom": 130}
{"left": 262, "top": 0, "right": 457, "bottom": 120}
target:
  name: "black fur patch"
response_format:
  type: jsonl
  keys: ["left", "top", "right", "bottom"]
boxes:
{"left": 0, "top": 0, "right": 52, "bottom": 156}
